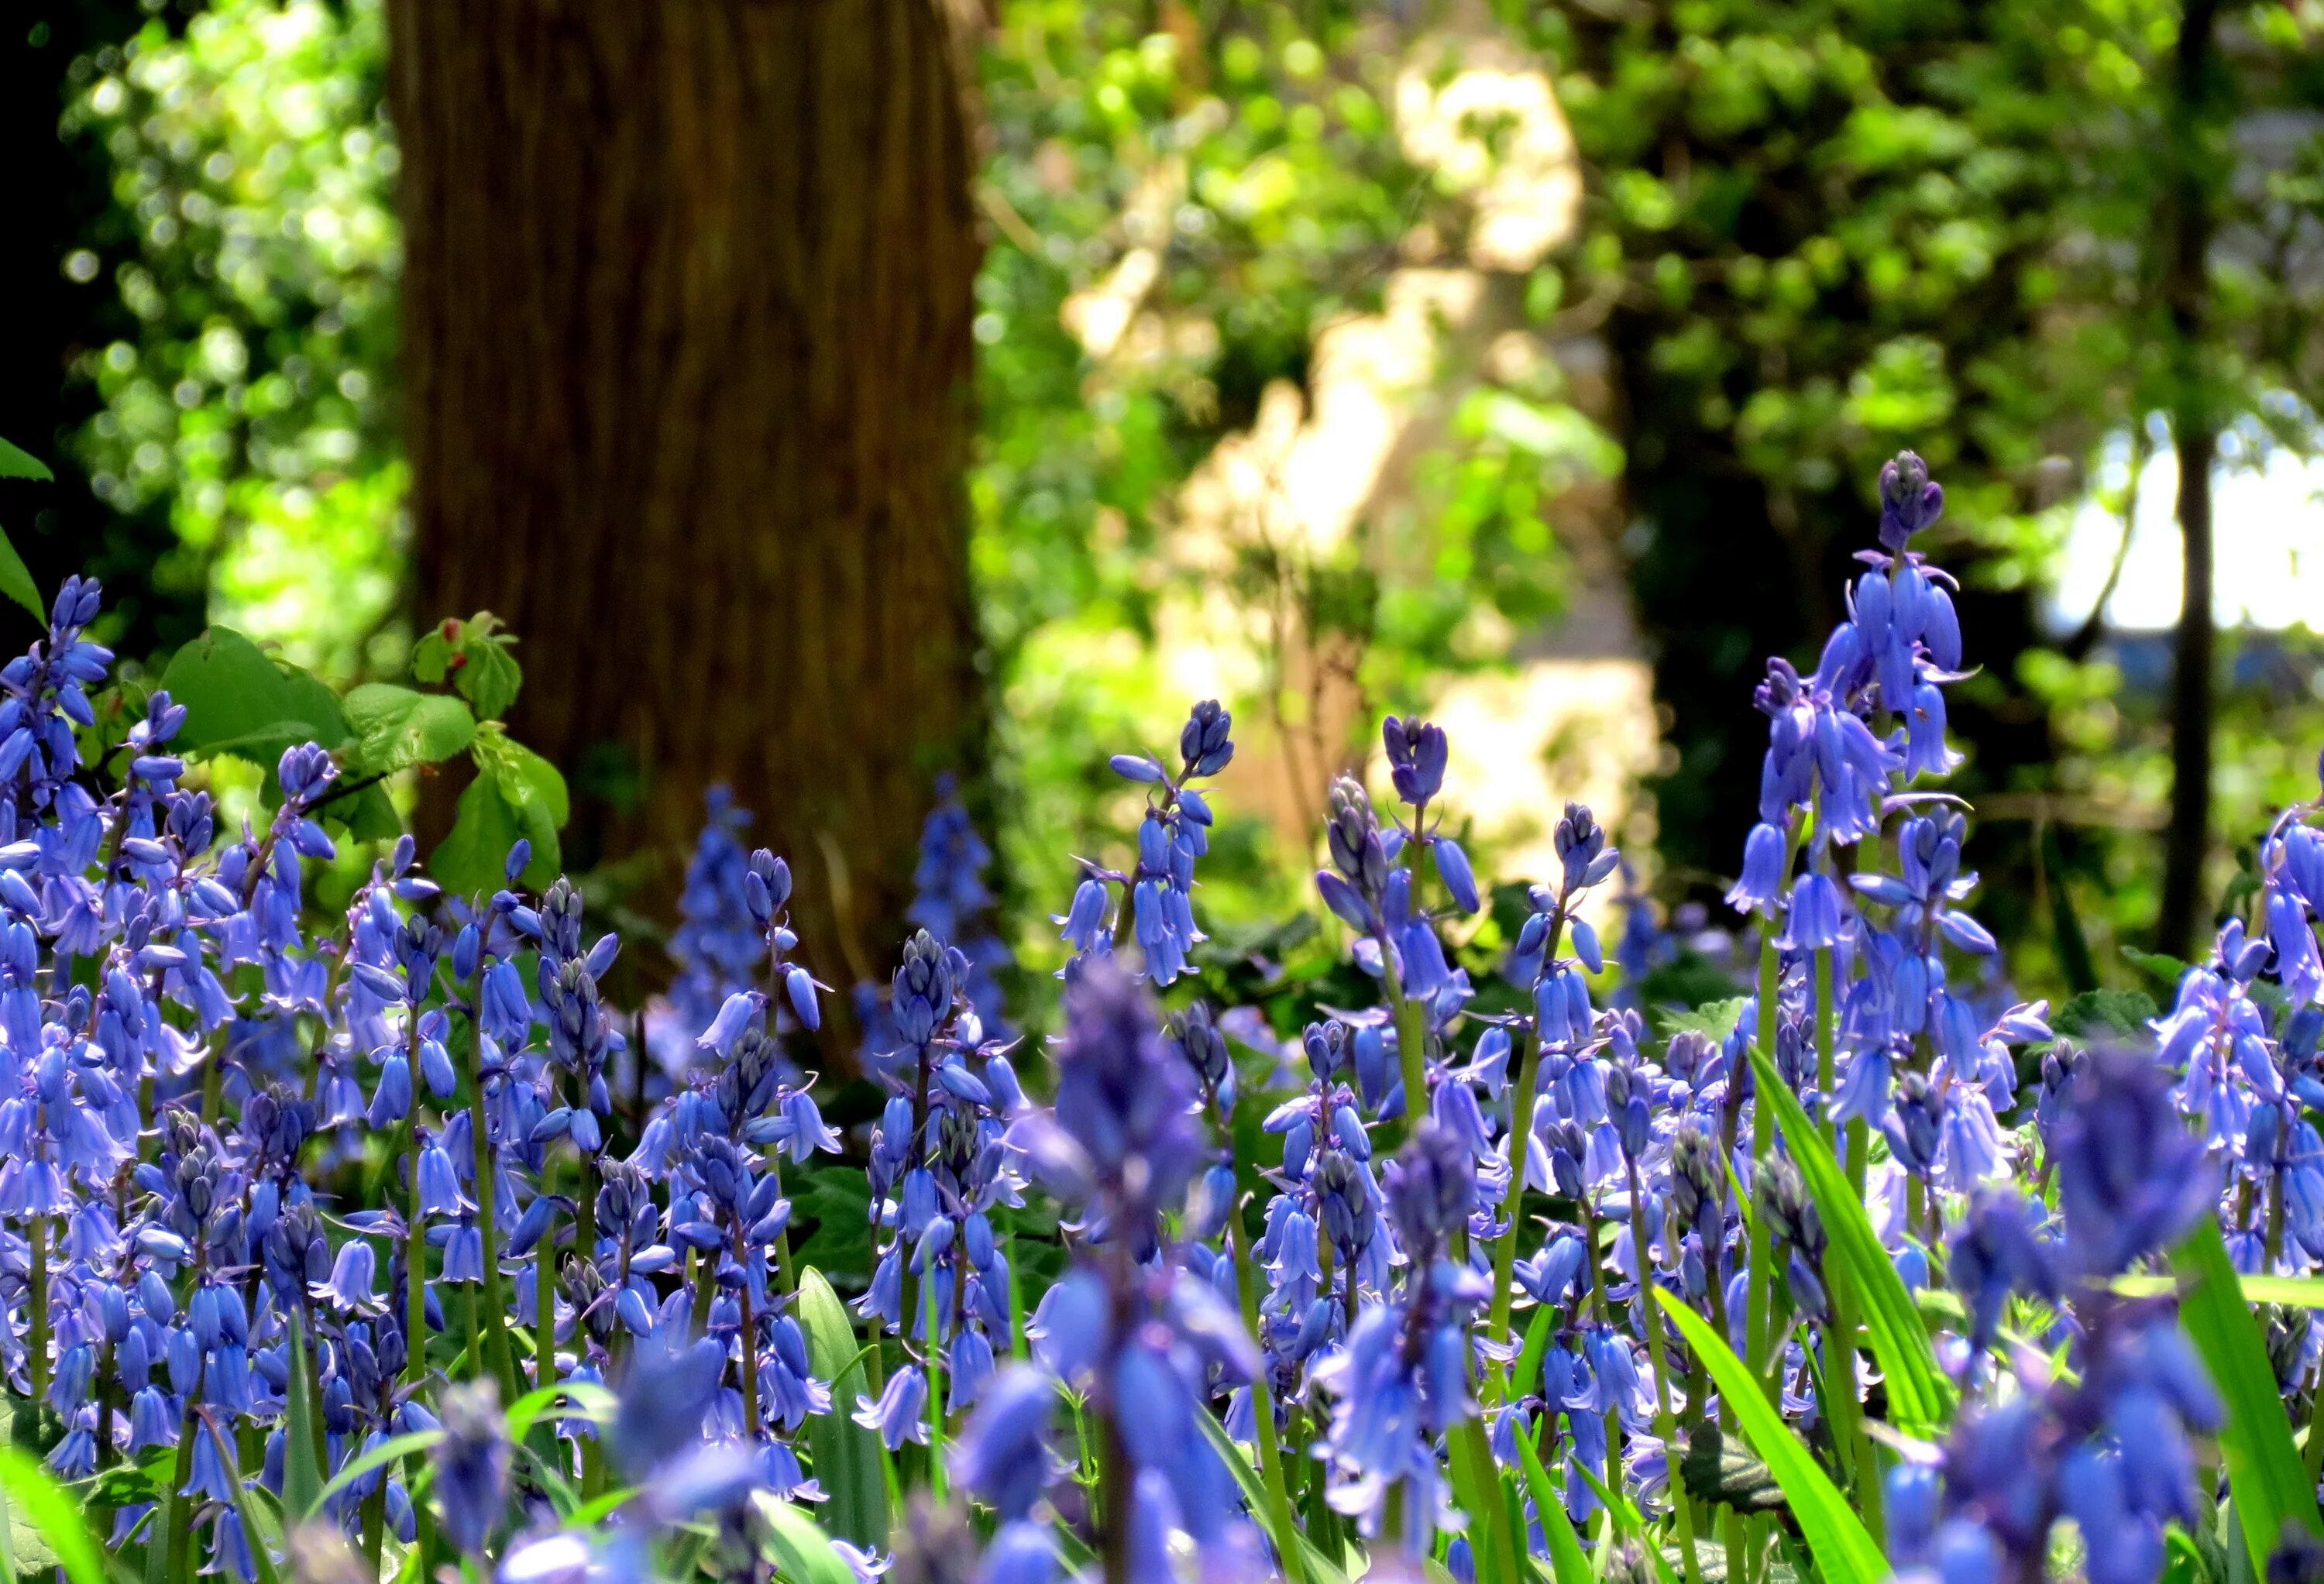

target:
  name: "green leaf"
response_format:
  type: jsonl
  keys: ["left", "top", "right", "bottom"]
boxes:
{"left": 456, "top": 639, "right": 523, "bottom": 723}
{"left": 753, "top": 1497, "right": 858, "bottom": 1584}
{"left": 0, "top": 439, "right": 52, "bottom": 483}
{"left": 470, "top": 728, "right": 566, "bottom": 884}
{"left": 1655, "top": 995, "right": 1750, "bottom": 1042}
{"left": 1745, "top": 1038, "right": 1955, "bottom": 1435}
{"left": 202, "top": 1421, "right": 283, "bottom": 1584}
{"left": 0, "top": 531, "right": 41, "bottom": 624}
{"left": 1568, "top": 1458, "right": 1681, "bottom": 1584}
{"left": 1195, "top": 1407, "right": 1350, "bottom": 1583}
{"left": 1446, "top": 1414, "right": 1522, "bottom": 1584}
{"left": 2123, "top": 945, "right": 2192, "bottom": 988}
{"left": 431, "top": 775, "right": 524, "bottom": 900}
{"left": 500, "top": 1381, "right": 618, "bottom": 1445}
{"left": 1508, "top": 1414, "right": 1592, "bottom": 1584}
{"left": 1658, "top": 1290, "right": 1888, "bottom": 1584}
{"left": 0, "top": 1446, "right": 108, "bottom": 1584}
{"left": 310, "top": 1431, "right": 442, "bottom": 1514}
{"left": 2113, "top": 1273, "right": 2324, "bottom": 1307}
{"left": 342, "top": 782, "right": 404, "bottom": 844}
{"left": 160, "top": 627, "right": 349, "bottom": 771}
{"left": 2052, "top": 988, "right": 2159, "bottom": 1041}
{"left": 283, "top": 1314, "right": 326, "bottom": 1521}
{"left": 796, "top": 1269, "right": 889, "bottom": 1551}
{"left": 1511, "top": 1301, "right": 1557, "bottom": 1403}
{"left": 2171, "top": 1218, "right": 2323, "bottom": 1574}
{"left": 341, "top": 683, "right": 476, "bottom": 775}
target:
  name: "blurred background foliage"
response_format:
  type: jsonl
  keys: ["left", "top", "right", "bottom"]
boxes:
{"left": 5, "top": 0, "right": 2324, "bottom": 1013}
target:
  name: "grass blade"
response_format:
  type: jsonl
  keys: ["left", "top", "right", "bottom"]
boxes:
{"left": 1745, "top": 1038, "right": 1954, "bottom": 1435}
{"left": 283, "top": 1314, "right": 326, "bottom": 1521}
{"left": 1447, "top": 1415, "right": 1522, "bottom": 1584}
{"left": 1195, "top": 1404, "right": 1350, "bottom": 1583}
{"left": 1509, "top": 1417, "right": 1593, "bottom": 1584}
{"left": 1658, "top": 1290, "right": 1887, "bottom": 1584}
{"left": 0, "top": 1445, "right": 109, "bottom": 1584}
{"left": 2115, "top": 1272, "right": 2324, "bottom": 1308}
{"left": 311, "top": 1431, "right": 442, "bottom": 1514}
{"left": 797, "top": 1268, "right": 889, "bottom": 1550}
{"left": 2172, "top": 1218, "right": 2324, "bottom": 1574}
{"left": 754, "top": 1497, "right": 858, "bottom": 1584}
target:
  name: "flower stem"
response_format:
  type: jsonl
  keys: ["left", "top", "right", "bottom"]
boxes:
{"left": 1628, "top": 1159, "right": 1703, "bottom": 1584}
{"left": 1227, "top": 1194, "right": 1305, "bottom": 1584}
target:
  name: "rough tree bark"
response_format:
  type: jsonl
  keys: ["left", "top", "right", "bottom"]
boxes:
{"left": 2157, "top": 0, "right": 2220, "bottom": 961}
{"left": 387, "top": 0, "right": 985, "bottom": 1065}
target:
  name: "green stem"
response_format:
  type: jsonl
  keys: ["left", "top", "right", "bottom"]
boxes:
{"left": 1628, "top": 1159, "right": 1703, "bottom": 1584}
{"left": 459, "top": 1008, "right": 515, "bottom": 1399}
{"left": 1228, "top": 1195, "right": 1306, "bottom": 1584}
{"left": 1486, "top": 1023, "right": 1546, "bottom": 1403}
{"left": 1742, "top": 927, "right": 1782, "bottom": 1398}
{"left": 923, "top": 1257, "right": 946, "bottom": 1500}
{"left": 535, "top": 1205, "right": 557, "bottom": 1392}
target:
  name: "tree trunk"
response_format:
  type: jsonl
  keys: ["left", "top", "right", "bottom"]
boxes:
{"left": 387, "top": 0, "right": 985, "bottom": 1067}
{"left": 2157, "top": 0, "right": 2219, "bottom": 961}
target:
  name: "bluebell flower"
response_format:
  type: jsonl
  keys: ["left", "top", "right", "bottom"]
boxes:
{"left": 854, "top": 1365, "right": 930, "bottom": 1450}
{"left": 432, "top": 1380, "right": 511, "bottom": 1556}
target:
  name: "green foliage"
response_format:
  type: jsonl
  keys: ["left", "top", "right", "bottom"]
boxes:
{"left": 2051, "top": 986, "right": 2160, "bottom": 1039}
{"left": 754, "top": 1499, "right": 858, "bottom": 1584}
{"left": 340, "top": 683, "right": 476, "bottom": 775}
{"left": 61, "top": 0, "right": 403, "bottom": 679}
{"left": 0, "top": 436, "right": 54, "bottom": 624}
{"left": 1742, "top": 1039, "right": 1954, "bottom": 1437}
{"left": 0, "top": 1446, "right": 108, "bottom": 1584}
{"left": 1656, "top": 1293, "right": 1887, "bottom": 1584}
{"left": 796, "top": 1271, "right": 889, "bottom": 1551}
{"left": 414, "top": 613, "right": 524, "bottom": 723}
{"left": 2171, "top": 1218, "right": 2324, "bottom": 1575}
{"left": 161, "top": 623, "right": 351, "bottom": 767}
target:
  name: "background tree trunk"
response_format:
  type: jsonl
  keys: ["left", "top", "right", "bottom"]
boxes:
{"left": 388, "top": 0, "right": 985, "bottom": 1068}
{"left": 2157, "top": 0, "right": 2221, "bottom": 961}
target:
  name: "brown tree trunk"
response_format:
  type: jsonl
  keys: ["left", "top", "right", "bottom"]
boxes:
{"left": 2157, "top": 0, "right": 2219, "bottom": 962}
{"left": 388, "top": 0, "right": 984, "bottom": 1067}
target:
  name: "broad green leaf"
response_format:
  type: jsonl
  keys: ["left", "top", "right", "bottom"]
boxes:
{"left": 456, "top": 638, "right": 523, "bottom": 723}
{"left": 431, "top": 775, "right": 525, "bottom": 900}
{"left": 2171, "top": 1219, "right": 2323, "bottom": 1574}
{"left": 1745, "top": 1038, "right": 1954, "bottom": 1435}
{"left": 1509, "top": 1414, "right": 1592, "bottom": 1584}
{"left": 341, "top": 683, "right": 476, "bottom": 775}
{"left": 0, "top": 531, "right": 41, "bottom": 624}
{"left": 1659, "top": 1291, "right": 1888, "bottom": 1584}
{"left": 2052, "top": 988, "right": 2158, "bottom": 1041}
{"left": 1194, "top": 1407, "right": 1350, "bottom": 1584}
{"left": 342, "top": 782, "right": 404, "bottom": 844}
{"left": 0, "top": 439, "right": 51, "bottom": 482}
{"left": 160, "top": 627, "right": 349, "bottom": 771}
{"left": 283, "top": 1314, "right": 326, "bottom": 1521}
{"left": 1656, "top": 995, "right": 1750, "bottom": 1042}
{"left": 472, "top": 727, "right": 566, "bottom": 883}
{"left": 0, "top": 1445, "right": 108, "bottom": 1584}
{"left": 796, "top": 1269, "right": 889, "bottom": 1550}
{"left": 2123, "top": 945, "right": 2192, "bottom": 988}
{"left": 754, "top": 1496, "right": 857, "bottom": 1584}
